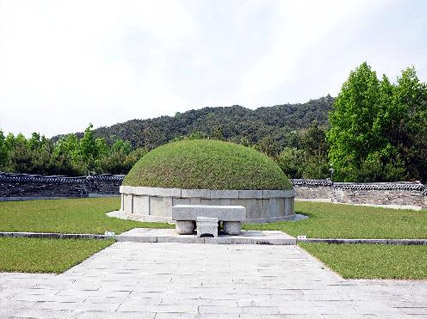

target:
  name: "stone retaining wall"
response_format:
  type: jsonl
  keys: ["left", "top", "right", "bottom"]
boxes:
{"left": 87, "top": 175, "right": 124, "bottom": 195}
{"left": 292, "top": 179, "right": 427, "bottom": 209}
{"left": 0, "top": 172, "right": 88, "bottom": 198}
{"left": 119, "top": 186, "right": 296, "bottom": 223}
{"left": 0, "top": 172, "right": 124, "bottom": 199}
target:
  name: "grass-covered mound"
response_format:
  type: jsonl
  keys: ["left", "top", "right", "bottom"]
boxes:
{"left": 123, "top": 139, "right": 292, "bottom": 190}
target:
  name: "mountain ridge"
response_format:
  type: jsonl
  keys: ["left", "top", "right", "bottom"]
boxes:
{"left": 54, "top": 95, "right": 334, "bottom": 149}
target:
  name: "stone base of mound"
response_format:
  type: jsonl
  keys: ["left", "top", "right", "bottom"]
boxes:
{"left": 118, "top": 186, "right": 296, "bottom": 223}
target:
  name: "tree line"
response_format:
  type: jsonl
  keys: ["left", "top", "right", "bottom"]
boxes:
{"left": 0, "top": 125, "right": 146, "bottom": 175}
{"left": 54, "top": 96, "right": 334, "bottom": 150}
{"left": 0, "top": 62, "right": 425, "bottom": 182}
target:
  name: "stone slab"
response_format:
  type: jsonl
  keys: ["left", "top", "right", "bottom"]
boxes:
{"left": 209, "top": 190, "right": 239, "bottom": 199}
{"left": 1, "top": 242, "right": 426, "bottom": 318}
{"left": 181, "top": 189, "right": 211, "bottom": 199}
{"left": 172, "top": 205, "right": 246, "bottom": 221}
{"left": 238, "top": 190, "right": 263, "bottom": 199}
{"left": 116, "top": 228, "right": 296, "bottom": 245}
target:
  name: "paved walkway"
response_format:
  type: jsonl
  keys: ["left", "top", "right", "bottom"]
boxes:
{"left": 1, "top": 242, "right": 426, "bottom": 318}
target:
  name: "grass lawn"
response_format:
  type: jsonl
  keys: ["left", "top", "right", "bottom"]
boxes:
{"left": 0, "top": 237, "right": 114, "bottom": 273}
{"left": 245, "top": 201, "right": 427, "bottom": 239}
{"left": 0, "top": 197, "right": 173, "bottom": 234}
{"left": 300, "top": 242, "right": 427, "bottom": 279}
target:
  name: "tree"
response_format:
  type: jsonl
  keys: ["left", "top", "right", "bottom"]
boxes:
{"left": 327, "top": 62, "right": 407, "bottom": 182}
{"left": 300, "top": 121, "right": 328, "bottom": 158}
{"left": 255, "top": 136, "right": 280, "bottom": 158}
{"left": 276, "top": 147, "right": 304, "bottom": 179}
{"left": 0, "top": 131, "right": 9, "bottom": 170}
{"left": 392, "top": 67, "right": 427, "bottom": 181}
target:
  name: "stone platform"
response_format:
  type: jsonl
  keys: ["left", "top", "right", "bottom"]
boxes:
{"left": 116, "top": 228, "right": 296, "bottom": 245}
{"left": 1, "top": 242, "right": 426, "bottom": 318}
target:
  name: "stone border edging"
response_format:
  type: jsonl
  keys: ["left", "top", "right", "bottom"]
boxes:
{"left": 0, "top": 231, "right": 111, "bottom": 240}
{"left": 1, "top": 231, "right": 427, "bottom": 245}
{"left": 297, "top": 238, "right": 427, "bottom": 245}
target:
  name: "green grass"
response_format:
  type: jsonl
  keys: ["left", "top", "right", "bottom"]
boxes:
{"left": 0, "top": 197, "right": 173, "bottom": 234}
{"left": 245, "top": 201, "right": 427, "bottom": 239}
{"left": 0, "top": 237, "right": 114, "bottom": 273}
{"left": 124, "top": 139, "right": 292, "bottom": 190}
{"left": 300, "top": 243, "right": 427, "bottom": 279}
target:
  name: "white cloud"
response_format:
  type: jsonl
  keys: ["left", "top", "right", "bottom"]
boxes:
{"left": 0, "top": 0, "right": 425, "bottom": 137}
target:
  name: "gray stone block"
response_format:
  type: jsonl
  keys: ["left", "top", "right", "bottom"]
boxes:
{"left": 201, "top": 199, "right": 221, "bottom": 206}
{"left": 210, "top": 190, "right": 239, "bottom": 199}
{"left": 154, "top": 187, "right": 182, "bottom": 197}
{"left": 232, "top": 199, "right": 262, "bottom": 220}
{"left": 189, "top": 198, "right": 201, "bottom": 205}
{"left": 218, "top": 199, "right": 231, "bottom": 205}
{"left": 223, "top": 221, "right": 241, "bottom": 235}
{"left": 173, "top": 198, "right": 191, "bottom": 206}
{"left": 150, "top": 197, "right": 173, "bottom": 217}
{"left": 176, "top": 221, "right": 196, "bottom": 235}
{"left": 262, "top": 190, "right": 286, "bottom": 198}
{"left": 196, "top": 217, "right": 219, "bottom": 237}
{"left": 133, "top": 186, "right": 155, "bottom": 196}
{"left": 284, "top": 197, "right": 294, "bottom": 217}
{"left": 121, "top": 185, "right": 133, "bottom": 194}
{"left": 123, "top": 194, "right": 133, "bottom": 213}
{"left": 238, "top": 190, "right": 263, "bottom": 199}
{"left": 264, "top": 198, "right": 285, "bottom": 219}
{"left": 172, "top": 205, "right": 246, "bottom": 221}
{"left": 181, "top": 189, "right": 211, "bottom": 198}
{"left": 133, "top": 195, "right": 150, "bottom": 216}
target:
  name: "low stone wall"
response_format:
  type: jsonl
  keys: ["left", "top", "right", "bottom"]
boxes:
{"left": 292, "top": 179, "right": 427, "bottom": 209}
{"left": 87, "top": 175, "right": 124, "bottom": 195}
{"left": 0, "top": 172, "right": 88, "bottom": 199}
{"left": 119, "top": 186, "right": 296, "bottom": 223}
{"left": 0, "top": 172, "right": 125, "bottom": 200}
{"left": 2, "top": 171, "right": 425, "bottom": 210}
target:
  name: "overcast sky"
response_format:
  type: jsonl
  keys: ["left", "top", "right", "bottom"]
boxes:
{"left": 0, "top": 0, "right": 426, "bottom": 137}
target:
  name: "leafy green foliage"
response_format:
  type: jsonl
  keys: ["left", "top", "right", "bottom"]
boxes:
{"left": 255, "top": 136, "right": 281, "bottom": 158}
{"left": 0, "top": 237, "right": 114, "bottom": 273}
{"left": 245, "top": 201, "right": 427, "bottom": 239}
{"left": 392, "top": 67, "right": 427, "bottom": 182}
{"left": 300, "top": 243, "right": 427, "bottom": 279}
{"left": 0, "top": 125, "right": 146, "bottom": 176}
{"left": 0, "top": 197, "right": 173, "bottom": 234}
{"left": 275, "top": 122, "right": 330, "bottom": 179}
{"left": 123, "top": 139, "right": 292, "bottom": 190}
{"left": 328, "top": 62, "right": 426, "bottom": 182}
{"left": 276, "top": 147, "right": 304, "bottom": 178}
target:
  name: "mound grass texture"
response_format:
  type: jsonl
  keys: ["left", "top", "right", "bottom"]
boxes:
{"left": 0, "top": 237, "right": 114, "bottom": 273}
{"left": 300, "top": 243, "right": 427, "bottom": 279}
{"left": 123, "top": 139, "right": 291, "bottom": 190}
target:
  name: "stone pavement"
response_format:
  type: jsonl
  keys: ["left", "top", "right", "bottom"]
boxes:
{"left": 1, "top": 242, "right": 426, "bottom": 318}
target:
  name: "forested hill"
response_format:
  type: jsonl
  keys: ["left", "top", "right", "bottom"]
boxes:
{"left": 62, "top": 95, "right": 333, "bottom": 149}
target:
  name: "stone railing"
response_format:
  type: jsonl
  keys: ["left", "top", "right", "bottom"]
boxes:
{"left": 0, "top": 172, "right": 124, "bottom": 200}
{"left": 291, "top": 179, "right": 427, "bottom": 209}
